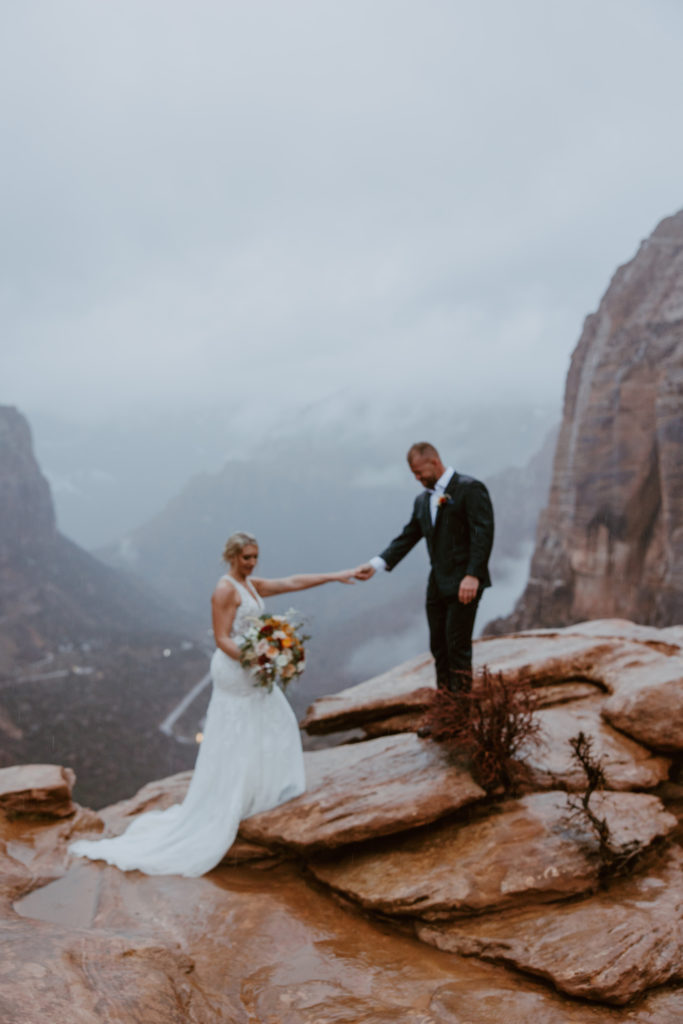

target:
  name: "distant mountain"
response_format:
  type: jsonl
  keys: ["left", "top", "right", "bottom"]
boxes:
{"left": 0, "top": 406, "right": 208, "bottom": 806}
{"left": 31, "top": 400, "right": 558, "bottom": 548}
{"left": 489, "top": 210, "right": 683, "bottom": 633}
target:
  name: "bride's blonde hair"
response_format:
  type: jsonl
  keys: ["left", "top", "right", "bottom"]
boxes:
{"left": 222, "top": 531, "right": 258, "bottom": 563}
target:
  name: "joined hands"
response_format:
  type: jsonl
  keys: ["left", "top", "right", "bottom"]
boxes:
{"left": 334, "top": 565, "right": 376, "bottom": 584}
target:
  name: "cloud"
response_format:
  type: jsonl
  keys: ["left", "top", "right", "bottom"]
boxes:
{"left": 2, "top": 0, "right": 682, "bottom": 429}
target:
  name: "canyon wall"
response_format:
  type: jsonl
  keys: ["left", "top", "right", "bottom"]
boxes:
{"left": 0, "top": 406, "right": 206, "bottom": 805}
{"left": 489, "top": 210, "right": 683, "bottom": 633}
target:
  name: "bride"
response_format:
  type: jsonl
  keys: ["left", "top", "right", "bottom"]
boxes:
{"left": 69, "top": 531, "right": 357, "bottom": 877}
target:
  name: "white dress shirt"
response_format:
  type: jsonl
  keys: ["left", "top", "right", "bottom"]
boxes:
{"left": 370, "top": 467, "right": 454, "bottom": 571}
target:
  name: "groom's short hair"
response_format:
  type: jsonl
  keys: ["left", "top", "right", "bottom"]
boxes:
{"left": 407, "top": 442, "right": 440, "bottom": 463}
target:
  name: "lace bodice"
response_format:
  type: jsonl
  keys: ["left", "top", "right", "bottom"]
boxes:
{"left": 222, "top": 575, "right": 264, "bottom": 638}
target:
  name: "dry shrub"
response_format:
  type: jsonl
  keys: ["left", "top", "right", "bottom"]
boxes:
{"left": 423, "top": 668, "right": 540, "bottom": 794}
{"left": 566, "top": 731, "right": 649, "bottom": 880}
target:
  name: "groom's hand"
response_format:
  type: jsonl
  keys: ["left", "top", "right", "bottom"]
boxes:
{"left": 354, "top": 564, "right": 376, "bottom": 581}
{"left": 458, "top": 575, "right": 479, "bottom": 604}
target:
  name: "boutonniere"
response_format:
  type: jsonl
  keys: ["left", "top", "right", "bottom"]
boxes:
{"left": 437, "top": 494, "right": 452, "bottom": 509}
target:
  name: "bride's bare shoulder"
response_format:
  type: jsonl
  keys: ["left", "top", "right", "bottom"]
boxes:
{"left": 212, "top": 575, "right": 241, "bottom": 605}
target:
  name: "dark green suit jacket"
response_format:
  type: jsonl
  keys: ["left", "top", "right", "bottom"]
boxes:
{"left": 380, "top": 472, "right": 494, "bottom": 599}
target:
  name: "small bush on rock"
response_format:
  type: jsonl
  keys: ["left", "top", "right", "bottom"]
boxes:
{"left": 423, "top": 669, "right": 540, "bottom": 794}
{"left": 566, "top": 731, "right": 648, "bottom": 880}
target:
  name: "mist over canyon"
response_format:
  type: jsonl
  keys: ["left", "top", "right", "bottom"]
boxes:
{"left": 3, "top": 207, "right": 682, "bottom": 810}
{"left": 31, "top": 398, "right": 557, "bottom": 550}
{"left": 1, "top": 399, "right": 556, "bottom": 808}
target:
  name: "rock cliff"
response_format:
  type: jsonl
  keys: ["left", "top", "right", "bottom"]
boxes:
{"left": 0, "top": 407, "right": 56, "bottom": 557}
{"left": 0, "top": 406, "right": 207, "bottom": 806}
{"left": 488, "top": 211, "right": 683, "bottom": 633}
{"left": 3, "top": 622, "right": 683, "bottom": 1021}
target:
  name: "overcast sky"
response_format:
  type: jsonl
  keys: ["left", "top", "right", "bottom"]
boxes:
{"left": 3, "top": 0, "right": 683, "bottom": 438}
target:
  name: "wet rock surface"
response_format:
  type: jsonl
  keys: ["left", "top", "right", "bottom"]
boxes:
{"left": 309, "top": 791, "right": 676, "bottom": 920}
{"left": 524, "top": 697, "right": 671, "bottom": 791}
{"left": 5, "top": 621, "right": 683, "bottom": 1019}
{"left": 0, "top": 764, "right": 77, "bottom": 819}
{"left": 240, "top": 732, "right": 486, "bottom": 852}
{"left": 8, "top": 856, "right": 682, "bottom": 1024}
{"left": 418, "top": 847, "right": 683, "bottom": 1006}
{"left": 427, "top": 976, "right": 683, "bottom": 1024}
{"left": 0, "top": 913, "right": 204, "bottom": 1024}
{"left": 300, "top": 624, "right": 681, "bottom": 808}
{"left": 302, "top": 622, "right": 683, "bottom": 750}
{"left": 602, "top": 661, "right": 683, "bottom": 752}
{"left": 299, "top": 632, "right": 622, "bottom": 737}
{"left": 299, "top": 654, "right": 435, "bottom": 734}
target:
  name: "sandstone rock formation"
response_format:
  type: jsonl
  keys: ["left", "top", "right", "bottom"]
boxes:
{"left": 310, "top": 791, "right": 677, "bottom": 920}
{"left": 5, "top": 829, "right": 628, "bottom": 1024}
{"left": 240, "top": 732, "right": 486, "bottom": 852}
{"left": 302, "top": 622, "right": 683, "bottom": 773}
{"left": 4, "top": 622, "right": 683, "bottom": 1019}
{"left": 524, "top": 697, "right": 670, "bottom": 791}
{"left": 300, "top": 653, "right": 436, "bottom": 734}
{"left": 488, "top": 210, "right": 683, "bottom": 633}
{"left": 601, "top": 658, "right": 683, "bottom": 752}
{"left": 418, "top": 846, "right": 683, "bottom": 1006}
{"left": 0, "top": 764, "right": 76, "bottom": 819}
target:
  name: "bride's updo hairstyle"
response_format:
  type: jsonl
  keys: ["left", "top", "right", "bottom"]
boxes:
{"left": 222, "top": 532, "right": 258, "bottom": 564}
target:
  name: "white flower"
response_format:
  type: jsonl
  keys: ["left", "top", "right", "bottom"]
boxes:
{"left": 275, "top": 654, "right": 289, "bottom": 669}
{"left": 255, "top": 639, "right": 271, "bottom": 656}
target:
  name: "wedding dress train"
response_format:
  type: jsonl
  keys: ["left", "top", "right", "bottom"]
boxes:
{"left": 69, "top": 577, "right": 306, "bottom": 877}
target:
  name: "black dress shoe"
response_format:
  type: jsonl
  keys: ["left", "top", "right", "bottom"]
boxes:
{"left": 417, "top": 725, "right": 432, "bottom": 738}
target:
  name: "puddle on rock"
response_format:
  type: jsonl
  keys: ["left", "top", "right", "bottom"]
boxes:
{"left": 9, "top": 859, "right": 679, "bottom": 1022}
{"left": 14, "top": 862, "right": 102, "bottom": 929}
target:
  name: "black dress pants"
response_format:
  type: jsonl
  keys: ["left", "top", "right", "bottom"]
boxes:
{"left": 426, "top": 577, "right": 481, "bottom": 695}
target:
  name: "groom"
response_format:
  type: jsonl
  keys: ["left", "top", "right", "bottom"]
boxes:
{"left": 355, "top": 442, "right": 494, "bottom": 701}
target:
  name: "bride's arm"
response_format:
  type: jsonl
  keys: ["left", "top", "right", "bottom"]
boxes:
{"left": 252, "top": 570, "right": 356, "bottom": 598}
{"left": 211, "top": 579, "right": 243, "bottom": 660}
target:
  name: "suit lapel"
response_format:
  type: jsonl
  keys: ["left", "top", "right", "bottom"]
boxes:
{"left": 419, "top": 491, "right": 433, "bottom": 540}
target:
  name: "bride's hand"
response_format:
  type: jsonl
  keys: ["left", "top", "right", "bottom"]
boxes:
{"left": 334, "top": 569, "right": 357, "bottom": 585}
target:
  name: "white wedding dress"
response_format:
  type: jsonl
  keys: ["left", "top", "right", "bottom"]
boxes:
{"left": 69, "top": 577, "right": 306, "bottom": 876}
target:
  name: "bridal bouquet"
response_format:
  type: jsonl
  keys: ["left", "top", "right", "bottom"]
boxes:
{"left": 239, "top": 611, "right": 309, "bottom": 692}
